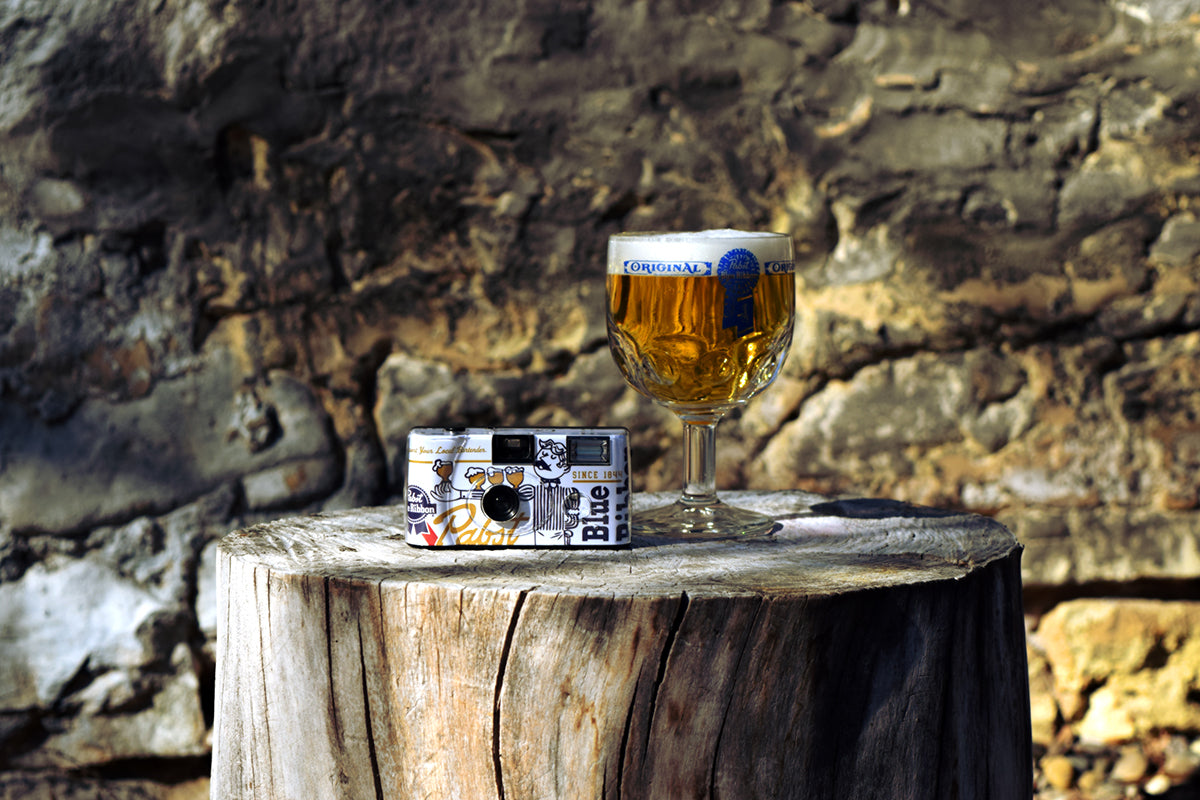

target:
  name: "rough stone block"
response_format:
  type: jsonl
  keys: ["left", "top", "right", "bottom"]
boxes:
{"left": 1037, "top": 599, "right": 1200, "bottom": 743}
{"left": 0, "top": 558, "right": 170, "bottom": 709}
{"left": 0, "top": 354, "right": 336, "bottom": 534}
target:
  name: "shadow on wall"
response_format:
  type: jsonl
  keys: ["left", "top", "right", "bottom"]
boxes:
{"left": 0, "top": 356, "right": 343, "bottom": 539}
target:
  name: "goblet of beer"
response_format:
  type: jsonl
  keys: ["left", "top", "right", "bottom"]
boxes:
{"left": 606, "top": 230, "right": 794, "bottom": 538}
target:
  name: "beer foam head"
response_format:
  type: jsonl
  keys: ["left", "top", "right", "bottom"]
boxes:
{"left": 608, "top": 229, "right": 793, "bottom": 276}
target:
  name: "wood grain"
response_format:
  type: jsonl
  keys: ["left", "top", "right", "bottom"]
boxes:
{"left": 213, "top": 491, "right": 1032, "bottom": 799}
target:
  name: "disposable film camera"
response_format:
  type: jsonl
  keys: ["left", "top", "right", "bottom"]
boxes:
{"left": 405, "top": 427, "right": 631, "bottom": 547}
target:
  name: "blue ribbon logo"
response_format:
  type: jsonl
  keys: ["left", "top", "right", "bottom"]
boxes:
{"left": 717, "top": 248, "right": 759, "bottom": 337}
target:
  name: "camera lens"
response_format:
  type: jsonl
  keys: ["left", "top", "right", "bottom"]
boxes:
{"left": 481, "top": 485, "right": 522, "bottom": 522}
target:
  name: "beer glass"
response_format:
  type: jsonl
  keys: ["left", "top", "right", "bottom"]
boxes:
{"left": 606, "top": 230, "right": 795, "bottom": 538}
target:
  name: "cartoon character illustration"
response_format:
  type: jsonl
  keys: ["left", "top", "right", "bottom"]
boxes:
{"left": 522, "top": 438, "right": 581, "bottom": 543}
{"left": 431, "top": 459, "right": 457, "bottom": 501}
{"left": 419, "top": 438, "right": 584, "bottom": 544}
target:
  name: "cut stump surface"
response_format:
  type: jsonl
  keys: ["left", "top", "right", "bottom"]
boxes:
{"left": 213, "top": 491, "right": 1032, "bottom": 799}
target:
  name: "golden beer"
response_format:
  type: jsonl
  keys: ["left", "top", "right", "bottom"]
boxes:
{"left": 606, "top": 232, "right": 794, "bottom": 411}
{"left": 604, "top": 230, "right": 793, "bottom": 538}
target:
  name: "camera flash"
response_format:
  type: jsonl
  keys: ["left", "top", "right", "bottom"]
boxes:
{"left": 568, "top": 436, "right": 610, "bottom": 465}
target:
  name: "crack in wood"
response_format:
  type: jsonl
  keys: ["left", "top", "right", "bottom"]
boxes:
{"left": 324, "top": 576, "right": 341, "bottom": 748}
{"left": 321, "top": 576, "right": 355, "bottom": 792}
{"left": 493, "top": 589, "right": 527, "bottom": 800}
{"left": 616, "top": 681, "right": 639, "bottom": 800}
{"left": 357, "top": 614, "right": 384, "bottom": 800}
{"left": 254, "top": 566, "right": 274, "bottom": 785}
{"left": 643, "top": 591, "right": 689, "bottom": 769}
{"left": 708, "top": 596, "right": 767, "bottom": 799}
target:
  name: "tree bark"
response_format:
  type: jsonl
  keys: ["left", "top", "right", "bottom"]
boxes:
{"left": 213, "top": 491, "right": 1032, "bottom": 799}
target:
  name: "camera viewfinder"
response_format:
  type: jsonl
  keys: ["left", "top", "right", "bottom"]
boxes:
{"left": 493, "top": 434, "right": 535, "bottom": 463}
{"left": 568, "top": 436, "right": 611, "bottom": 465}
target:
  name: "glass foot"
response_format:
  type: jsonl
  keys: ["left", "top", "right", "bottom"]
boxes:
{"left": 634, "top": 498, "right": 778, "bottom": 540}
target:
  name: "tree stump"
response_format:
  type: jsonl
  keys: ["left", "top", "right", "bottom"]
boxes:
{"left": 212, "top": 491, "right": 1031, "bottom": 799}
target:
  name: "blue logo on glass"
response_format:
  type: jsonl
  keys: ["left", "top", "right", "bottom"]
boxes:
{"left": 717, "top": 248, "right": 759, "bottom": 337}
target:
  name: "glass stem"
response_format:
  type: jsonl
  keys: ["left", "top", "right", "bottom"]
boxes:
{"left": 680, "top": 417, "right": 720, "bottom": 507}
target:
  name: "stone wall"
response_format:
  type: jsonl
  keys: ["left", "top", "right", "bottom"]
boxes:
{"left": 1, "top": 0, "right": 1199, "bottom": 790}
